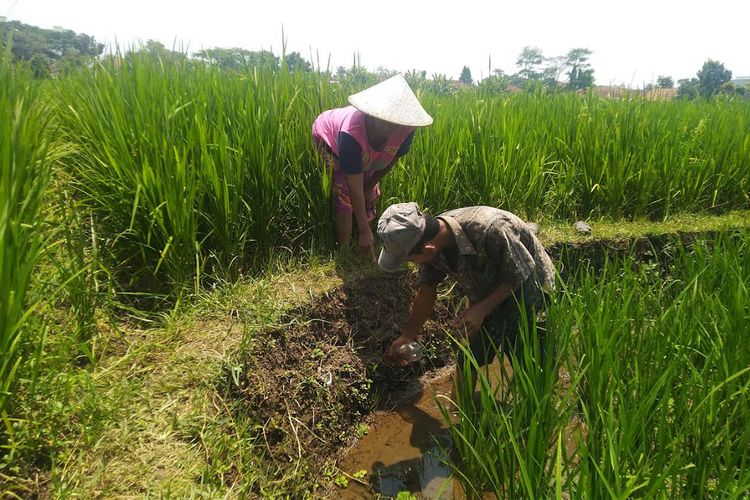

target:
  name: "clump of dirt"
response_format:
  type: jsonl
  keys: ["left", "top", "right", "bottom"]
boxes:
{"left": 228, "top": 271, "right": 457, "bottom": 464}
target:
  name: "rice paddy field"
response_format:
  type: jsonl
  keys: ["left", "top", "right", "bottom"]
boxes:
{"left": 450, "top": 233, "right": 750, "bottom": 498}
{"left": 1, "top": 45, "right": 749, "bottom": 497}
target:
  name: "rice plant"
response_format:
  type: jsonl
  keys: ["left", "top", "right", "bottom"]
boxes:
{"left": 386, "top": 92, "right": 750, "bottom": 220}
{"left": 447, "top": 232, "right": 750, "bottom": 498}
{"left": 53, "top": 49, "right": 338, "bottom": 297}
{"left": 50, "top": 56, "right": 750, "bottom": 299}
{"left": 0, "top": 44, "right": 55, "bottom": 424}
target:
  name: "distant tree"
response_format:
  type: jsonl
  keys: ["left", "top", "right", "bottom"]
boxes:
{"left": 542, "top": 54, "right": 567, "bottom": 87}
{"left": 478, "top": 74, "right": 510, "bottom": 95}
{"left": 194, "top": 47, "right": 238, "bottom": 69}
{"left": 404, "top": 68, "right": 427, "bottom": 87}
{"left": 0, "top": 19, "right": 103, "bottom": 76}
{"left": 246, "top": 50, "right": 279, "bottom": 69}
{"left": 516, "top": 46, "right": 544, "bottom": 81}
{"left": 335, "top": 64, "right": 373, "bottom": 86}
{"left": 459, "top": 65, "right": 473, "bottom": 85}
{"left": 138, "top": 40, "right": 187, "bottom": 65}
{"left": 676, "top": 78, "right": 700, "bottom": 99}
{"left": 29, "top": 54, "right": 50, "bottom": 78}
{"left": 283, "top": 51, "right": 311, "bottom": 72}
{"left": 426, "top": 73, "right": 453, "bottom": 94}
{"left": 566, "top": 48, "right": 594, "bottom": 89}
{"left": 733, "top": 84, "right": 749, "bottom": 98}
{"left": 193, "top": 47, "right": 279, "bottom": 71}
{"left": 656, "top": 75, "right": 674, "bottom": 88}
{"left": 697, "top": 59, "right": 732, "bottom": 97}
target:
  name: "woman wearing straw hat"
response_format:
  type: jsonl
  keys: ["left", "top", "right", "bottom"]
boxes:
{"left": 312, "top": 74, "right": 432, "bottom": 259}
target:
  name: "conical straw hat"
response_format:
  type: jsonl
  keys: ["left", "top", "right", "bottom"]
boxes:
{"left": 348, "top": 74, "right": 433, "bottom": 127}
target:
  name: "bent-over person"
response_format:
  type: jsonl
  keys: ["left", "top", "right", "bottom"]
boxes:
{"left": 376, "top": 203, "right": 555, "bottom": 392}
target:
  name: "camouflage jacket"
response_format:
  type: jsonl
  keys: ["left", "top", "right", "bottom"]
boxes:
{"left": 419, "top": 206, "right": 555, "bottom": 305}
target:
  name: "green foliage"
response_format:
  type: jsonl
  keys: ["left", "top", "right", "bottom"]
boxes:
{"left": 335, "top": 64, "right": 377, "bottom": 86}
{"left": 516, "top": 46, "right": 545, "bottom": 81}
{"left": 57, "top": 191, "right": 110, "bottom": 362}
{"left": 283, "top": 51, "right": 312, "bottom": 72}
{"left": 459, "top": 65, "right": 473, "bottom": 85}
{"left": 568, "top": 67, "right": 594, "bottom": 89}
{"left": 395, "top": 492, "right": 417, "bottom": 500}
{"left": 566, "top": 48, "right": 594, "bottom": 89}
{"left": 48, "top": 57, "right": 750, "bottom": 299}
{"left": 677, "top": 77, "right": 700, "bottom": 99}
{"left": 657, "top": 75, "right": 674, "bottom": 88}
{"left": 333, "top": 474, "right": 348, "bottom": 488}
{"left": 447, "top": 232, "right": 750, "bottom": 497}
{"left": 698, "top": 59, "right": 733, "bottom": 98}
{"left": 53, "top": 51, "right": 335, "bottom": 298}
{"left": 193, "top": 47, "right": 279, "bottom": 71}
{"left": 403, "top": 68, "right": 427, "bottom": 89}
{"left": 137, "top": 40, "right": 187, "bottom": 64}
{"left": 352, "top": 469, "right": 367, "bottom": 479}
{"left": 386, "top": 92, "right": 750, "bottom": 221}
{"left": 680, "top": 60, "right": 736, "bottom": 100}
{"left": 375, "top": 65, "right": 397, "bottom": 79}
{"left": 425, "top": 73, "right": 454, "bottom": 94}
{"left": 17, "top": 51, "right": 750, "bottom": 304}
{"left": 0, "top": 43, "right": 54, "bottom": 431}
{"left": 354, "top": 423, "right": 369, "bottom": 438}
{"left": 477, "top": 74, "right": 510, "bottom": 95}
{"left": 514, "top": 46, "right": 594, "bottom": 89}
{"left": 0, "top": 19, "right": 103, "bottom": 77}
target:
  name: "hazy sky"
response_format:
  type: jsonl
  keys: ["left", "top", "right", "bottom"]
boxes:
{"left": 2, "top": 0, "right": 748, "bottom": 86}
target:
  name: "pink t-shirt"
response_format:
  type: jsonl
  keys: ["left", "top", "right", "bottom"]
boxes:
{"left": 312, "top": 106, "right": 415, "bottom": 173}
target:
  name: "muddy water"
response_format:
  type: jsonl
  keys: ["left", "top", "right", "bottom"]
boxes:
{"left": 338, "top": 371, "right": 456, "bottom": 499}
{"left": 338, "top": 360, "right": 509, "bottom": 499}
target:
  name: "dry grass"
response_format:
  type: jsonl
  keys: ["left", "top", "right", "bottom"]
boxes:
{"left": 536, "top": 209, "right": 750, "bottom": 246}
{"left": 48, "top": 264, "right": 342, "bottom": 496}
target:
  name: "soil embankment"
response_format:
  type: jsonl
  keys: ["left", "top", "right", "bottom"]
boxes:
{"left": 230, "top": 271, "right": 457, "bottom": 467}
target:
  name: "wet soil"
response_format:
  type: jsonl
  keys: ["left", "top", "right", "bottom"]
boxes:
{"left": 229, "top": 271, "right": 458, "bottom": 472}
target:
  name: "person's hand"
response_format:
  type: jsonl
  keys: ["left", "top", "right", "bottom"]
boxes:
{"left": 385, "top": 333, "right": 416, "bottom": 366}
{"left": 451, "top": 304, "right": 488, "bottom": 336}
{"left": 358, "top": 228, "right": 376, "bottom": 262}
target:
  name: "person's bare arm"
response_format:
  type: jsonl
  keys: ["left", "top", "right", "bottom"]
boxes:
{"left": 344, "top": 173, "right": 374, "bottom": 259}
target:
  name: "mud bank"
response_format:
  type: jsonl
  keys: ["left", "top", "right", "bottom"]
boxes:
{"left": 228, "top": 271, "right": 457, "bottom": 473}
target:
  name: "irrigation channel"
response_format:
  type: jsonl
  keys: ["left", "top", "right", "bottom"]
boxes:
{"left": 338, "top": 365, "right": 458, "bottom": 499}
{"left": 229, "top": 230, "right": 746, "bottom": 498}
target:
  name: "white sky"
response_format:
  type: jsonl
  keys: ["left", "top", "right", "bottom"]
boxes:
{"left": 2, "top": 0, "right": 748, "bottom": 86}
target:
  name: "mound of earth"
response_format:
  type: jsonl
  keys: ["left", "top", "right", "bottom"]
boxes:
{"left": 228, "top": 271, "right": 457, "bottom": 464}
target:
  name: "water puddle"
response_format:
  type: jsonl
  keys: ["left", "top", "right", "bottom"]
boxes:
{"left": 338, "top": 374, "right": 455, "bottom": 498}
{"left": 338, "top": 359, "right": 509, "bottom": 499}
